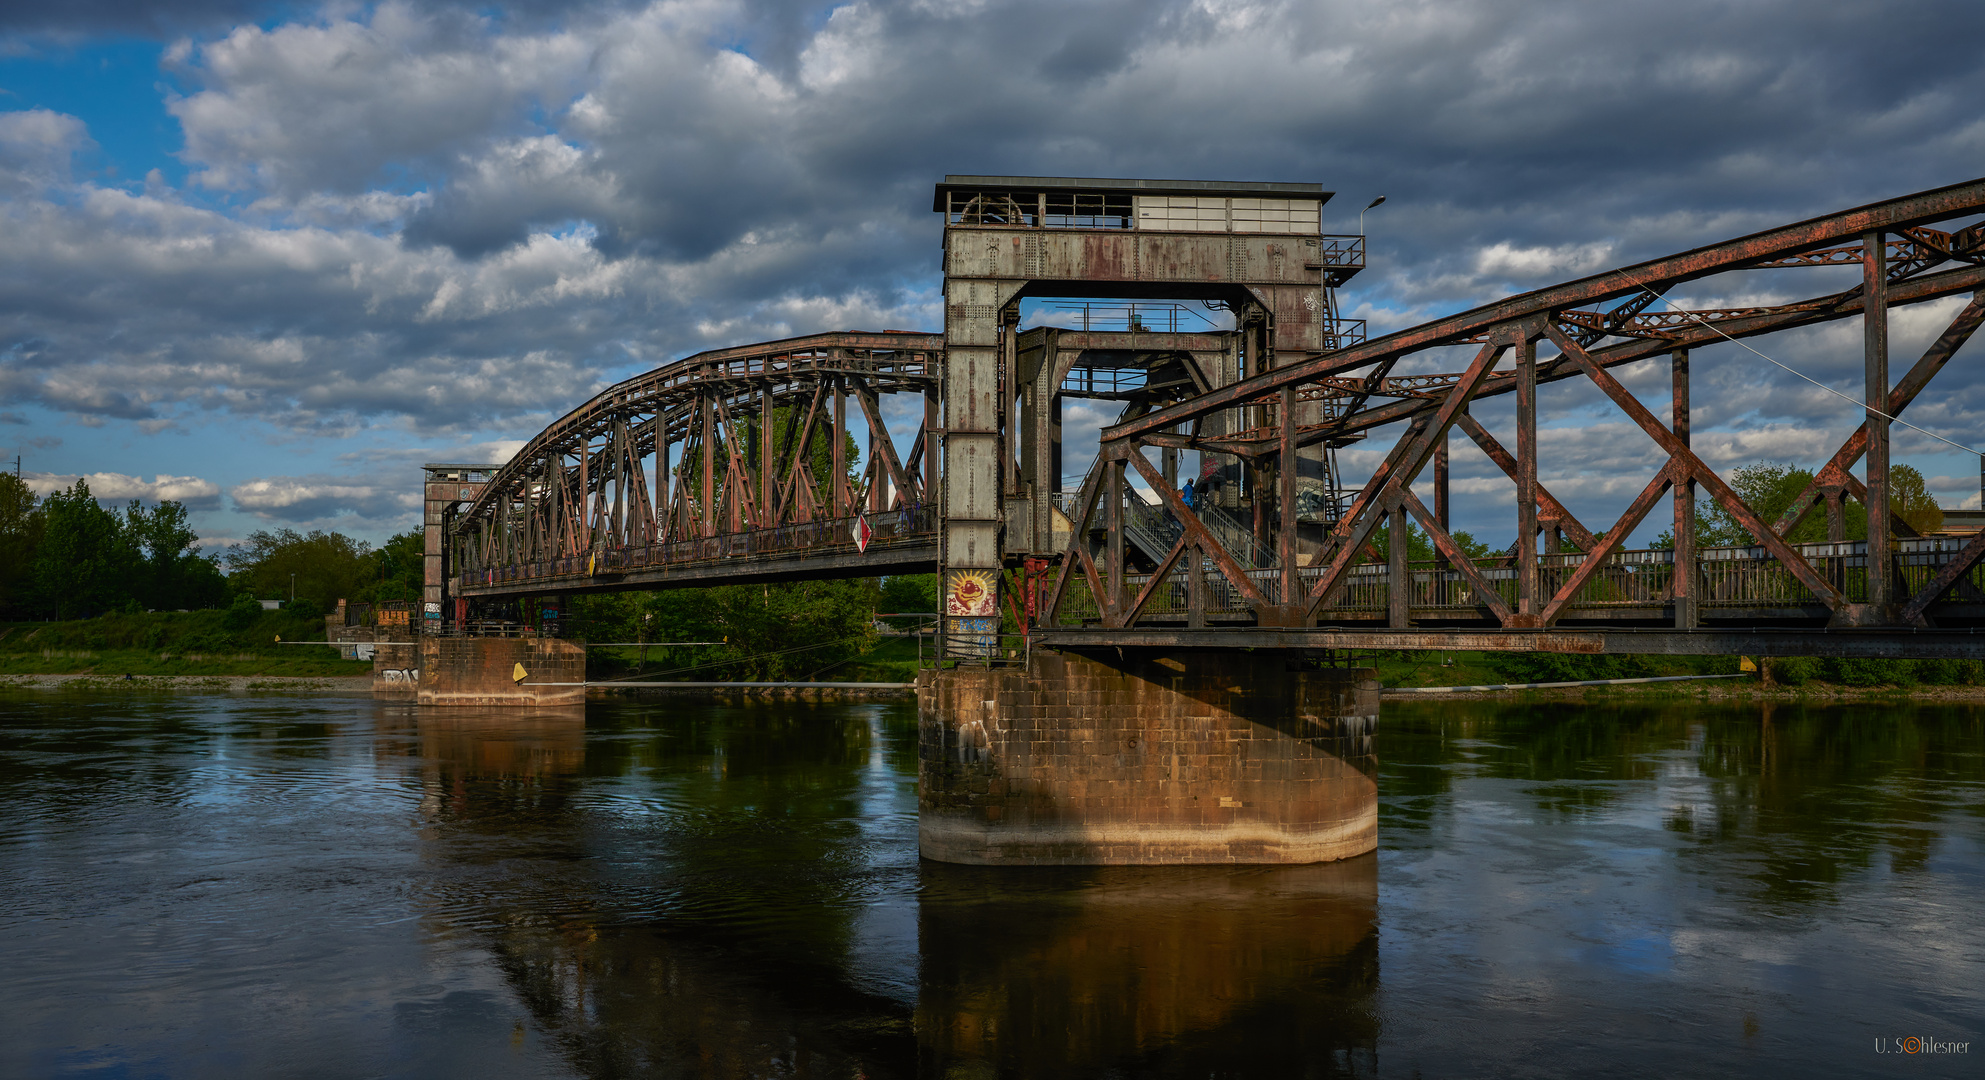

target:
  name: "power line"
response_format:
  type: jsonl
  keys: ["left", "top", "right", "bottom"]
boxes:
{"left": 1614, "top": 267, "right": 1981, "bottom": 457}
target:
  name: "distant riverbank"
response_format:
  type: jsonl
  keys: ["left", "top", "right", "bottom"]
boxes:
{"left": 1, "top": 673, "right": 375, "bottom": 693}
{"left": 1378, "top": 680, "right": 1985, "bottom": 702}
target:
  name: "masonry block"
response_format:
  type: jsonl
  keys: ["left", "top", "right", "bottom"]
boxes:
{"left": 395, "top": 635, "right": 587, "bottom": 706}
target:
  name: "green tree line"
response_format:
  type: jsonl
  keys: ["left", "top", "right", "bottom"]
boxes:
{"left": 0, "top": 474, "right": 426, "bottom": 621}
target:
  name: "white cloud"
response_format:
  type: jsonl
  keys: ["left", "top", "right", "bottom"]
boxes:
{"left": 229, "top": 475, "right": 422, "bottom": 521}
{"left": 25, "top": 471, "right": 222, "bottom": 509}
{"left": 1472, "top": 241, "right": 1616, "bottom": 282}
{"left": 0, "top": 107, "right": 94, "bottom": 193}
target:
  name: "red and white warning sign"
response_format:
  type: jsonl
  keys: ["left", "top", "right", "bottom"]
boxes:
{"left": 855, "top": 513, "right": 872, "bottom": 553}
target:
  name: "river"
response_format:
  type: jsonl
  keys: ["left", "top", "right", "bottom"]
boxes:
{"left": 0, "top": 688, "right": 1978, "bottom": 1077}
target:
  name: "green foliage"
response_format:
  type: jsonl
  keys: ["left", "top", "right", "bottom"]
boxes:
{"left": 1658, "top": 461, "right": 1941, "bottom": 549}
{"left": 366, "top": 529, "right": 425, "bottom": 603}
{"left": 1890, "top": 465, "right": 1943, "bottom": 535}
{"left": 879, "top": 574, "right": 938, "bottom": 627}
{"left": 1488, "top": 652, "right": 1663, "bottom": 683}
{"left": 31, "top": 479, "right": 138, "bottom": 620}
{"left": 2, "top": 479, "right": 228, "bottom": 618}
{"left": 0, "top": 608, "right": 367, "bottom": 676}
{"left": 123, "top": 500, "right": 229, "bottom": 611}
{"left": 1767, "top": 655, "right": 1981, "bottom": 687}
{"left": 224, "top": 528, "right": 374, "bottom": 615}
{"left": 221, "top": 593, "right": 266, "bottom": 631}
{"left": 1361, "top": 522, "right": 1495, "bottom": 563}
{"left": 0, "top": 474, "right": 42, "bottom": 618}
{"left": 579, "top": 578, "right": 881, "bottom": 680}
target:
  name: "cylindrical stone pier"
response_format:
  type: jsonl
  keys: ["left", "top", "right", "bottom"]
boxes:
{"left": 917, "top": 649, "right": 1378, "bottom": 865}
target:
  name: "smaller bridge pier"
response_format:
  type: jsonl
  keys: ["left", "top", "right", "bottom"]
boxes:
{"left": 918, "top": 650, "right": 1377, "bottom": 865}
{"left": 372, "top": 634, "right": 586, "bottom": 706}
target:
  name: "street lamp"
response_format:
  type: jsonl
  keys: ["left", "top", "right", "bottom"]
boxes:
{"left": 1360, "top": 195, "right": 1387, "bottom": 236}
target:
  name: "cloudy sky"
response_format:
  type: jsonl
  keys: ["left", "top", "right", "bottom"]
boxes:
{"left": 3, "top": 0, "right": 1983, "bottom": 553}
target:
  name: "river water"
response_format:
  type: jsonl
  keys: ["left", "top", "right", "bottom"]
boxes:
{"left": 0, "top": 689, "right": 1978, "bottom": 1078}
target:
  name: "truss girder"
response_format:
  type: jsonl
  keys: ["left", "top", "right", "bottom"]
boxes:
{"left": 450, "top": 332, "right": 941, "bottom": 586}
{"left": 1057, "top": 176, "right": 1985, "bottom": 635}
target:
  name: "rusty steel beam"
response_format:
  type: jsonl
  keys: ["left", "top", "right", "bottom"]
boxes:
{"left": 1106, "top": 180, "right": 1985, "bottom": 445}
{"left": 1398, "top": 488, "right": 1513, "bottom": 624}
{"left": 1454, "top": 413, "right": 1600, "bottom": 551}
{"left": 1537, "top": 463, "right": 1675, "bottom": 626}
{"left": 1540, "top": 322, "right": 1847, "bottom": 611}
{"left": 1672, "top": 348, "right": 1697, "bottom": 629}
{"left": 1133, "top": 262, "right": 1985, "bottom": 459}
{"left": 1305, "top": 333, "right": 1518, "bottom": 620}
{"left": 1774, "top": 292, "right": 1985, "bottom": 537}
{"left": 1902, "top": 527, "right": 1985, "bottom": 624}
{"left": 1033, "top": 627, "right": 1985, "bottom": 661}
{"left": 1864, "top": 230, "right": 1894, "bottom": 610}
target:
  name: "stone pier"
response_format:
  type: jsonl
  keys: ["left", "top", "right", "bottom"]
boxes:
{"left": 372, "top": 635, "right": 587, "bottom": 706}
{"left": 917, "top": 650, "right": 1378, "bottom": 865}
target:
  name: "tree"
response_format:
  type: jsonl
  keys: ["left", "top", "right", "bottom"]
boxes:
{"left": 123, "top": 499, "right": 226, "bottom": 610}
{"left": 0, "top": 474, "right": 42, "bottom": 618}
{"left": 1671, "top": 461, "right": 1939, "bottom": 549}
{"left": 1890, "top": 464, "right": 1943, "bottom": 535}
{"left": 595, "top": 578, "right": 881, "bottom": 680}
{"left": 225, "top": 528, "right": 374, "bottom": 614}
{"left": 31, "top": 479, "right": 138, "bottom": 619}
{"left": 880, "top": 574, "right": 938, "bottom": 611}
{"left": 365, "top": 529, "right": 425, "bottom": 603}
{"left": 1360, "top": 521, "right": 1493, "bottom": 562}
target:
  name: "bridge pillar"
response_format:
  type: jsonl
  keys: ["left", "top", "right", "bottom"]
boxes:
{"left": 389, "top": 636, "right": 587, "bottom": 707}
{"left": 918, "top": 650, "right": 1377, "bottom": 865}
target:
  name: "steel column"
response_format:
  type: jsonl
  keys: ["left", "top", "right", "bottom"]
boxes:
{"left": 1515, "top": 334, "right": 1539, "bottom": 622}
{"left": 1433, "top": 426, "right": 1450, "bottom": 572}
{"left": 1388, "top": 500, "right": 1410, "bottom": 628}
{"left": 1864, "top": 230, "right": 1892, "bottom": 610}
{"left": 1672, "top": 348, "right": 1696, "bottom": 629}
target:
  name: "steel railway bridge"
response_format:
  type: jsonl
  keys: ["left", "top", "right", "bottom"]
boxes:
{"left": 424, "top": 174, "right": 1985, "bottom": 662}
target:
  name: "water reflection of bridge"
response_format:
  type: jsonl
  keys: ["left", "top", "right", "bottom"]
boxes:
{"left": 398, "top": 704, "right": 1380, "bottom": 1078}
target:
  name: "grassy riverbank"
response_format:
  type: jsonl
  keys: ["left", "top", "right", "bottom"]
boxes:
{"left": 0, "top": 611, "right": 371, "bottom": 678}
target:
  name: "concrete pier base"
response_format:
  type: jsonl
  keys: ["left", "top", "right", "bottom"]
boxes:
{"left": 371, "top": 635, "right": 586, "bottom": 706}
{"left": 917, "top": 650, "right": 1378, "bottom": 865}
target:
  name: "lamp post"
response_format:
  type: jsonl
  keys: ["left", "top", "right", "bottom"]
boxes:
{"left": 1360, "top": 195, "right": 1387, "bottom": 236}
{"left": 290, "top": 573, "right": 295, "bottom": 603}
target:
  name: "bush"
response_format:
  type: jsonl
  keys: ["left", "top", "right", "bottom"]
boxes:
{"left": 221, "top": 593, "right": 264, "bottom": 632}
{"left": 1917, "top": 658, "right": 1984, "bottom": 685}
{"left": 1771, "top": 657, "right": 1821, "bottom": 686}
{"left": 1488, "top": 652, "right": 1659, "bottom": 683}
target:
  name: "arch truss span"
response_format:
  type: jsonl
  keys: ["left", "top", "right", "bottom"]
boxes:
{"left": 1043, "top": 176, "right": 1985, "bottom": 649}
{"left": 449, "top": 331, "right": 943, "bottom": 600}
